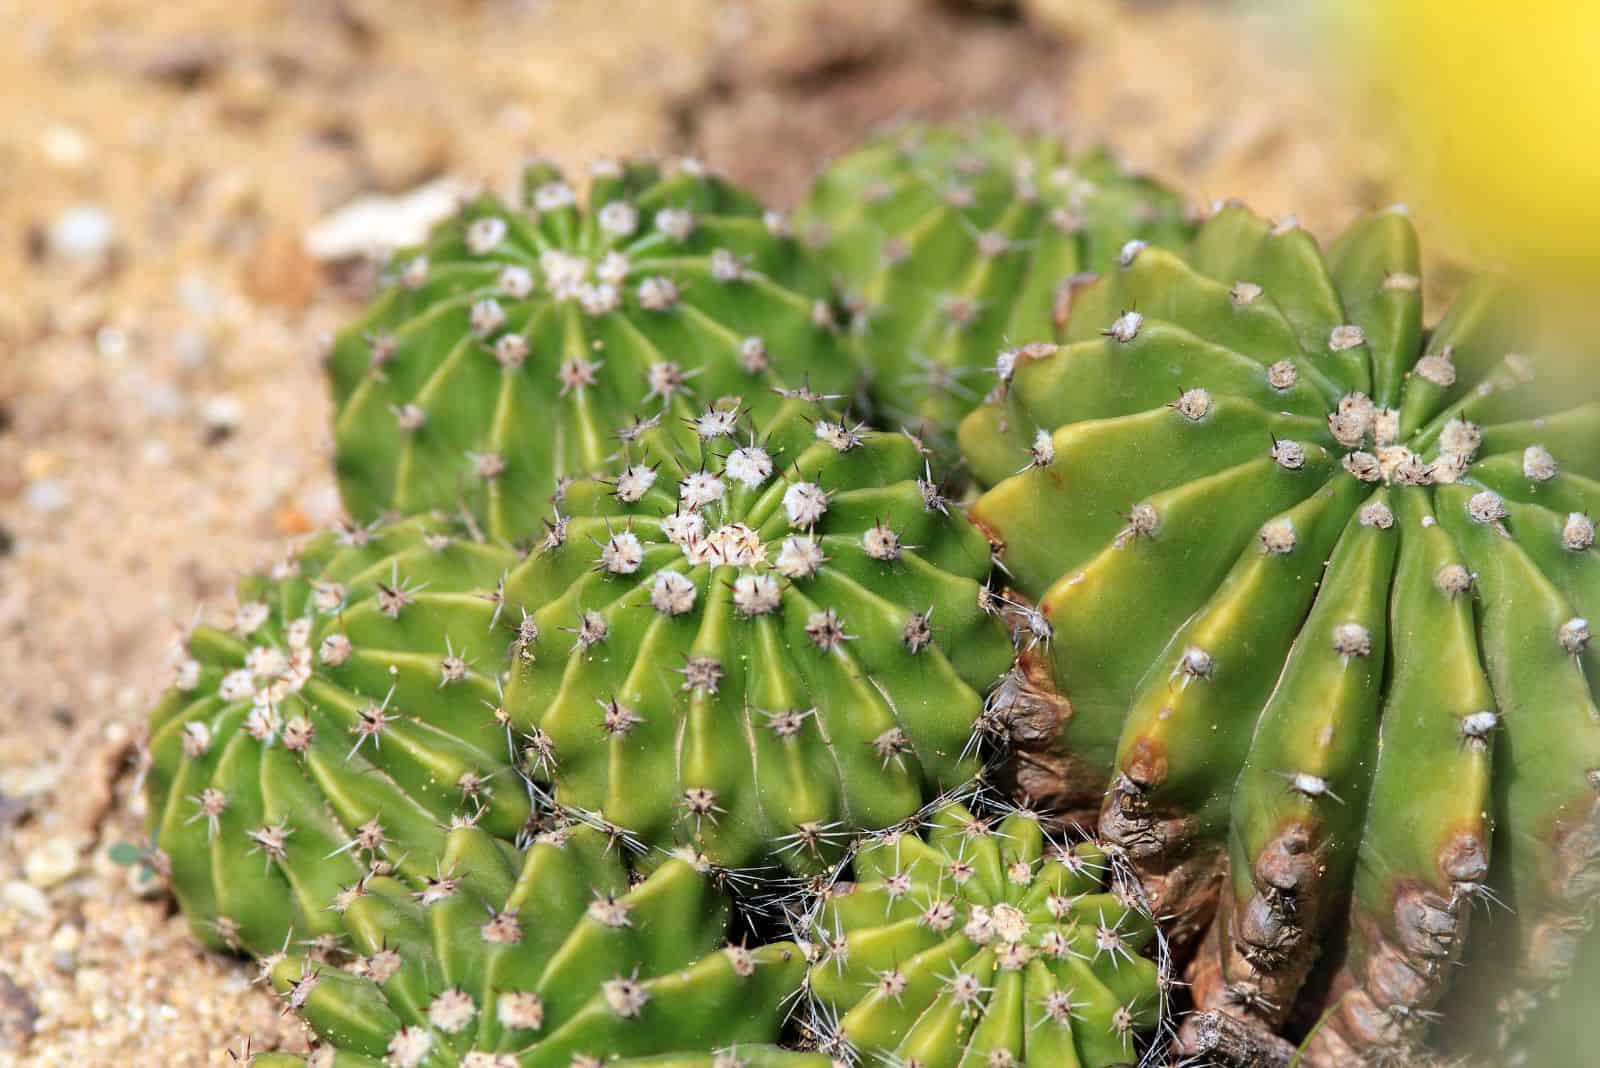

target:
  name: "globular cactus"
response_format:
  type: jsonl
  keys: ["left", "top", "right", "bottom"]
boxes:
{"left": 262, "top": 820, "right": 812, "bottom": 1067}
{"left": 328, "top": 157, "right": 861, "bottom": 542}
{"left": 144, "top": 515, "right": 529, "bottom": 957}
{"left": 803, "top": 797, "right": 1164, "bottom": 1067}
{"left": 797, "top": 122, "right": 1192, "bottom": 453}
{"left": 497, "top": 391, "right": 1014, "bottom": 872}
{"left": 959, "top": 204, "right": 1600, "bottom": 1063}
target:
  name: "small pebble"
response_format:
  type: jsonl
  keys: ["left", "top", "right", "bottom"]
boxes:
{"left": 2, "top": 881, "right": 50, "bottom": 920}
{"left": 24, "top": 838, "right": 82, "bottom": 889}
{"left": 22, "top": 479, "right": 71, "bottom": 514}
{"left": 49, "top": 206, "right": 115, "bottom": 261}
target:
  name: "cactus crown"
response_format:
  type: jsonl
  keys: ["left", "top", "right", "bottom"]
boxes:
{"left": 328, "top": 157, "right": 860, "bottom": 542}
{"left": 798, "top": 122, "right": 1192, "bottom": 454}
{"left": 499, "top": 392, "right": 1014, "bottom": 872}
{"left": 803, "top": 797, "right": 1163, "bottom": 1068}
{"left": 960, "top": 203, "right": 1600, "bottom": 1059}
{"left": 264, "top": 821, "right": 809, "bottom": 1068}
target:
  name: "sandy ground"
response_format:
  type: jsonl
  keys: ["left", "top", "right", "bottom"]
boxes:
{"left": 0, "top": 1, "right": 1398, "bottom": 1064}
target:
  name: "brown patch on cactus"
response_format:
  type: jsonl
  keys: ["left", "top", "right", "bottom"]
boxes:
{"left": 1099, "top": 770, "right": 1221, "bottom": 950}
{"left": 987, "top": 644, "right": 1108, "bottom": 830}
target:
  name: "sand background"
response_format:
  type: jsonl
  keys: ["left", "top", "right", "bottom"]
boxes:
{"left": 0, "top": 1, "right": 1407, "bottom": 1063}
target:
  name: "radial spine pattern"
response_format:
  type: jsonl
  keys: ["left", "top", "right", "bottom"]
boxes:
{"left": 803, "top": 798, "right": 1163, "bottom": 1067}
{"left": 328, "top": 157, "right": 860, "bottom": 542}
{"left": 499, "top": 392, "right": 1015, "bottom": 873}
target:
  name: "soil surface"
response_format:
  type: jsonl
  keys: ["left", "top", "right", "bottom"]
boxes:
{"left": 0, "top": 1, "right": 1399, "bottom": 1064}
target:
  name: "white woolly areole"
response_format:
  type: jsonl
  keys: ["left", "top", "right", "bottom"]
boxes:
{"left": 1524, "top": 444, "right": 1559, "bottom": 482}
{"left": 598, "top": 200, "right": 638, "bottom": 237}
{"left": 466, "top": 217, "right": 507, "bottom": 255}
{"left": 498, "top": 991, "right": 545, "bottom": 1031}
{"left": 863, "top": 525, "right": 902, "bottom": 561}
{"left": 1332, "top": 622, "right": 1372, "bottom": 657}
{"left": 533, "top": 182, "right": 576, "bottom": 212}
{"left": 386, "top": 1026, "right": 432, "bottom": 1068}
{"left": 661, "top": 511, "right": 706, "bottom": 547}
{"left": 679, "top": 471, "right": 726, "bottom": 511}
{"left": 498, "top": 265, "right": 534, "bottom": 298}
{"left": 732, "top": 573, "right": 782, "bottom": 616}
{"left": 1467, "top": 491, "right": 1508, "bottom": 525}
{"left": 596, "top": 251, "right": 630, "bottom": 286}
{"left": 1563, "top": 512, "right": 1596, "bottom": 551}
{"left": 1107, "top": 310, "right": 1143, "bottom": 342}
{"left": 783, "top": 482, "right": 829, "bottom": 527}
{"left": 725, "top": 446, "right": 773, "bottom": 488}
{"left": 638, "top": 276, "right": 679, "bottom": 310}
{"left": 470, "top": 298, "right": 506, "bottom": 337}
{"left": 427, "top": 989, "right": 477, "bottom": 1034}
{"left": 650, "top": 570, "right": 698, "bottom": 616}
{"left": 1329, "top": 324, "right": 1366, "bottom": 351}
{"left": 1259, "top": 518, "right": 1298, "bottom": 555}
{"left": 1267, "top": 360, "right": 1298, "bottom": 391}
{"left": 694, "top": 408, "right": 740, "bottom": 439}
{"left": 1231, "top": 281, "right": 1262, "bottom": 306}
{"left": 775, "top": 536, "right": 825, "bottom": 579}
{"left": 600, "top": 531, "right": 644, "bottom": 574}
{"left": 615, "top": 464, "right": 657, "bottom": 503}
{"left": 1030, "top": 428, "right": 1056, "bottom": 466}
{"left": 655, "top": 207, "right": 695, "bottom": 240}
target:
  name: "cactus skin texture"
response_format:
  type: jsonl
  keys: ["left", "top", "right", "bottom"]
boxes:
{"left": 797, "top": 122, "right": 1192, "bottom": 453}
{"left": 262, "top": 821, "right": 811, "bottom": 1068}
{"left": 959, "top": 204, "right": 1600, "bottom": 1063}
{"left": 804, "top": 798, "right": 1163, "bottom": 1067}
{"left": 327, "top": 157, "right": 859, "bottom": 542}
{"left": 499, "top": 392, "right": 1014, "bottom": 873}
{"left": 144, "top": 515, "right": 529, "bottom": 957}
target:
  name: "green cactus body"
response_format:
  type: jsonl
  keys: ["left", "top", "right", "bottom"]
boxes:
{"left": 804, "top": 799, "right": 1162, "bottom": 1067}
{"left": 797, "top": 123, "right": 1192, "bottom": 453}
{"left": 251, "top": 1052, "right": 829, "bottom": 1068}
{"left": 498, "top": 393, "right": 1014, "bottom": 872}
{"left": 264, "top": 821, "right": 811, "bottom": 1068}
{"left": 327, "top": 158, "right": 860, "bottom": 542}
{"left": 144, "top": 516, "right": 528, "bottom": 956}
{"left": 959, "top": 205, "right": 1600, "bottom": 1061}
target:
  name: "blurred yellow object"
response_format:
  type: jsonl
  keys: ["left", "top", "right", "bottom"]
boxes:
{"left": 1344, "top": 0, "right": 1600, "bottom": 281}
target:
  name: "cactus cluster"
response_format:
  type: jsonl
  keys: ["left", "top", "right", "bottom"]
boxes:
{"left": 328, "top": 158, "right": 860, "bottom": 542}
{"left": 962, "top": 203, "right": 1600, "bottom": 1062}
{"left": 139, "top": 122, "right": 1600, "bottom": 1068}
{"left": 798, "top": 123, "right": 1192, "bottom": 453}
{"left": 803, "top": 797, "right": 1163, "bottom": 1068}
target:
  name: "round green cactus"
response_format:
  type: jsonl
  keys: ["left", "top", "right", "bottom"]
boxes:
{"left": 797, "top": 122, "right": 1192, "bottom": 453}
{"left": 144, "top": 515, "right": 528, "bottom": 956}
{"left": 803, "top": 797, "right": 1164, "bottom": 1067}
{"left": 959, "top": 204, "right": 1600, "bottom": 1062}
{"left": 328, "top": 157, "right": 861, "bottom": 543}
{"left": 262, "top": 821, "right": 811, "bottom": 1068}
{"left": 498, "top": 392, "right": 1014, "bottom": 872}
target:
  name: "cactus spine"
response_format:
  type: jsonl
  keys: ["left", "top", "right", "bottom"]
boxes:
{"left": 328, "top": 158, "right": 860, "bottom": 543}
{"left": 145, "top": 516, "right": 528, "bottom": 957}
{"left": 264, "top": 821, "right": 811, "bottom": 1067}
{"left": 798, "top": 122, "right": 1192, "bottom": 453}
{"left": 960, "top": 204, "right": 1600, "bottom": 1062}
{"left": 803, "top": 797, "right": 1163, "bottom": 1067}
{"left": 498, "top": 391, "right": 1013, "bottom": 872}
